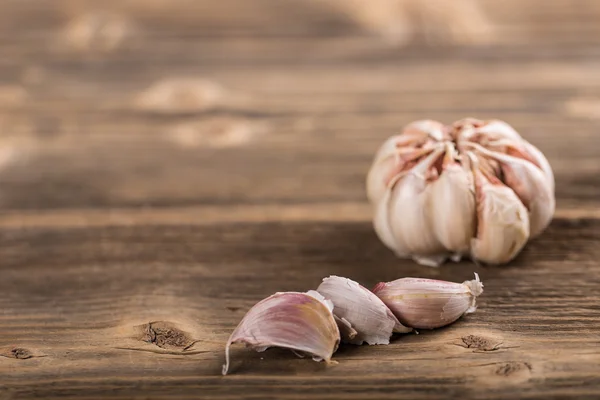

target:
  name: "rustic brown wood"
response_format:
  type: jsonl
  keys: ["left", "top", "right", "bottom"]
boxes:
{"left": 1, "top": 0, "right": 600, "bottom": 398}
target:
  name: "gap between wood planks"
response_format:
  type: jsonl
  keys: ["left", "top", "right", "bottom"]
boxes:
{"left": 0, "top": 203, "right": 597, "bottom": 228}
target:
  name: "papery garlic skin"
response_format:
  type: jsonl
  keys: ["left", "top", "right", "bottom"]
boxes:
{"left": 372, "top": 273, "right": 484, "bottom": 329}
{"left": 366, "top": 117, "right": 555, "bottom": 266}
{"left": 222, "top": 290, "right": 340, "bottom": 375}
{"left": 317, "top": 276, "right": 411, "bottom": 345}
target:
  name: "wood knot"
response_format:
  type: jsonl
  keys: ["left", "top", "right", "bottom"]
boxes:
{"left": 495, "top": 361, "right": 532, "bottom": 377}
{"left": 460, "top": 334, "right": 502, "bottom": 352}
{"left": 475, "top": 360, "right": 533, "bottom": 386}
{"left": 141, "top": 321, "right": 195, "bottom": 350}
{"left": 11, "top": 347, "right": 33, "bottom": 359}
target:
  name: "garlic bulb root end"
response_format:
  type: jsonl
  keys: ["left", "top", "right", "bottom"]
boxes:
{"left": 464, "top": 272, "right": 484, "bottom": 296}
{"left": 412, "top": 254, "right": 447, "bottom": 267}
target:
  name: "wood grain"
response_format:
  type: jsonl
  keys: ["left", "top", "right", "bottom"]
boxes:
{"left": 1, "top": 0, "right": 600, "bottom": 398}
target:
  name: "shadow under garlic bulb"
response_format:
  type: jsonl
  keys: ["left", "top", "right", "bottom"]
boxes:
{"left": 366, "top": 118, "right": 555, "bottom": 267}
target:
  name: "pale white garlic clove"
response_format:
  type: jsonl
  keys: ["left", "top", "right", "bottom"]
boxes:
{"left": 469, "top": 144, "right": 555, "bottom": 238}
{"left": 317, "top": 275, "right": 411, "bottom": 345}
{"left": 367, "top": 134, "right": 404, "bottom": 204}
{"left": 387, "top": 145, "right": 449, "bottom": 266}
{"left": 468, "top": 153, "right": 530, "bottom": 264}
{"left": 372, "top": 145, "right": 447, "bottom": 260}
{"left": 367, "top": 145, "right": 436, "bottom": 206}
{"left": 485, "top": 138, "right": 556, "bottom": 195}
{"left": 428, "top": 143, "right": 476, "bottom": 257}
{"left": 372, "top": 273, "right": 484, "bottom": 329}
{"left": 367, "top": 121, "right": 446, "bottom": 205}
{"left": 373, "top": 183, "right": 404, "bottom": 256}
{"left": 521, "top": 141, "right": 555, "bottom": 192}
{"left": 222, "top": 290, "right": 340, "bottom": 375}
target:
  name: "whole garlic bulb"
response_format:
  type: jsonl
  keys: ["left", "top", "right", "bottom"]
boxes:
{"left": 366, "top": 118, "right": 555, "bottom": 266}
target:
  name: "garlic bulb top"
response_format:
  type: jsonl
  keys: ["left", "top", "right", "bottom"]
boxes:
{"left": 367, "top": 118, "right": 555, "bottom": 267}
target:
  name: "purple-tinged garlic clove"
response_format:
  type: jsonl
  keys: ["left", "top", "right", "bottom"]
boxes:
{"left": 317, "top": 276, "right": 411, "bottom": 345}
{"left": 372, "top": 273, "right": 484, "bottom": 329}
{"left": 222, "top": 290, "right": 340, "bottom": 375}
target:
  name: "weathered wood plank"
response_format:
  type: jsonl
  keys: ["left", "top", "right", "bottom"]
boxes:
{"left": 1, "top": 57, "right": 600, "bottom": 211}
{"left": 1, "top": 0, "right": 599, "bottom": 398}
{"left": 1, "top": 220, "right": 599, "bottom": 398}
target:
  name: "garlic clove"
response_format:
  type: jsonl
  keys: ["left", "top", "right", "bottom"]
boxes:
{"left": 468, "top": 153, "right": 530, "bottom": 264}
{"left": 317, "top": 276, "right": 411, "bottom": 346}
{"left": 367, "top": 135, "right": 406, "bottom": 204}
{"left": 373, "top": 177, "right": 406, "bottom": 256}
{"left": 470, "top": 144, "right": 554, "bottom": 238}
{"left": 484, "top": 138, "right": 555, "bottom": 194}
{"left": 473, "top": 119, "right": 523, "bottom": 141}
{"left": 367, "top": 145, "right": 438, "bottom": 205}
{"left": 429, "top": 143, "right": 476, "bottom": 255}
{"left": 454, "top": 118, "right": 522, "bottom": 146}
{"left": 388, "top": 145, "right": 448, "bottom": 264}
{"left": 403, "top": 119, "right": 447, "bottom": 142}
{"left": 222, "top": 290, "right": 340, "bottom": 375}
{"left": 521, "top": 141, "right": 555, "bottom": 193}
{"left": 372, "top": 273, "right": 484, "bottom": 329}
{"left": 372, "top": 146, "right": 444, "bottom": 259}
{"left": 371, "top": 121, "right": 442, "bottom": 163}
{"left": 367, "top": 123, "right": 446, "bottom": 206}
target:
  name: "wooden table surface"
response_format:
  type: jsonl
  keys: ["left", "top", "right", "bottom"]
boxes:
{"left": 1, "top": 0, "right": 600, "bottom": 398}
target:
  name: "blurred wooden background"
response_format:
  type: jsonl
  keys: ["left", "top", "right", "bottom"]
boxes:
{"left": 1, "top": 0, "right": 600, "bottom": 398}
